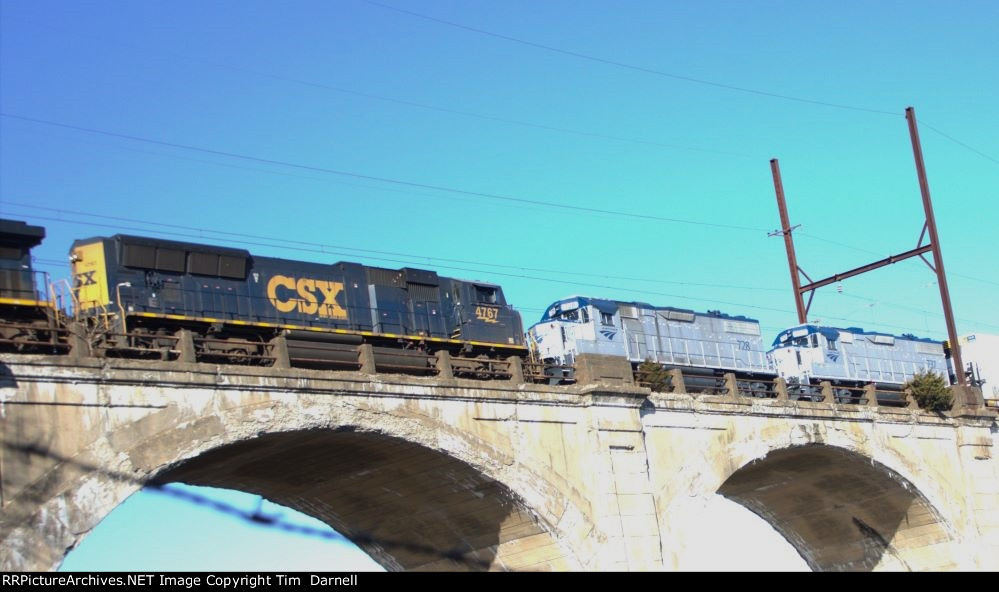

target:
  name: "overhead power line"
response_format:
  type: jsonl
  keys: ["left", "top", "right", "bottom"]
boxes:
{"left": 11, "top": 209, "right": 970, "bottom": 337}
{"left": 13, "top": 211, "right": 800, "bottom": 318}
{"left": 0, "top": 113, "right": 766, "bottom": 232}
{"left": 7, "top": 204, "right": 785, "bottom": 293}
{"left": 8, "top": 121, "right": 992, "bottom": 291}
{"left": 7, "top": 12, "right": 997, "bottom": 166}
{"left": 359, "top": 0, "right": 897, "bottom": 116}
{"left": 6, "top": 115, "right": 991, "bottom": 291}
{"left": 797, "top": 233, "right": 999, "bottom": 288}
{"left": 4, "top": 16, "right": 751, "bottom": 159}
{"left": 359, "top": 1, "right": 999, "bottom": 166}
{"left": 836, "top": 290, "right": 999, "bottom": 333}
{"left": 917, "top": 120, "right": 999, "bottom": 166}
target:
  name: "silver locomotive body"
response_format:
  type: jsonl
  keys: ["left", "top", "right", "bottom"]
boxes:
{"left": 769, "top": 325, "right": 946, "bottom": 388}
{"left": 528, "top": 296, "right": 772, "bottom": 375}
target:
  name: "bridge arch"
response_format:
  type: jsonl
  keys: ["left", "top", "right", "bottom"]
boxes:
{"left": 0, "top": 365, "right": 590, "bottom": 571}
{"left": 643, "top": 411, "right": 974, "bottom": 571}
{"left": 153, "top": 427, "right": 579, "bottom": 571}
{"left": 716, "top": 443, "right": 961, "bottom": 571}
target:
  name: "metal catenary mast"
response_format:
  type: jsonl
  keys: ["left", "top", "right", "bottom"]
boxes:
{"left": 769, "top": 107, "right": 965, "bottom": 385}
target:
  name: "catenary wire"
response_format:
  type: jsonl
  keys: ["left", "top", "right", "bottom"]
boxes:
{"left": 5, "top": 116, "right": 992, "bottom": 291}
{"left": 359, "top": 1, "right": 999, "bottom": 166}
{"left": 8, "top": 205, "right": 786, "bottom": 292}
{"left": 359, "top": 0, "right": 897, "bottom": 116}
{"left": 0, "top": 113, "right": 768, "bottom": 233}
{"left": 13, "top": 211, "right": 973, "bottom": 337}
{"left": 7, "top": 117, "right": 992, "bottom": 290}
{"left": 5, "top": 13, "right": 996, "bottom": 168}
{"left": 2, "top": 16, "right": 753, "bottom": 159}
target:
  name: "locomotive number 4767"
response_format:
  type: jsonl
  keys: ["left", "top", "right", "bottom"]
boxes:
{"left": 475, "top": 306, "right": 500, "bottom": 324}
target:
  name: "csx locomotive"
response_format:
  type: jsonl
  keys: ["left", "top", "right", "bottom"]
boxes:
{"left": 67, "top": 232, "right": 525, "bottom": 364}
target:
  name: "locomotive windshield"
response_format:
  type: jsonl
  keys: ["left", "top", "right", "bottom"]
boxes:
{"left": 474, "top": 285, "right": 497, "bottom": 304}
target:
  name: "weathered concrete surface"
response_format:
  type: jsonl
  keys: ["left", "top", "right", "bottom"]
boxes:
{"left": 0, "top": 354, "right": 996, "bottom": 571}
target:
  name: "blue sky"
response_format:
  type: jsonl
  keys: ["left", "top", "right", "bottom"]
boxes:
{"left": 57, "top": 484, "right": 384, "bottom": 572}
{"left": 2, "top": 0, "right": 996, "bottom": 571}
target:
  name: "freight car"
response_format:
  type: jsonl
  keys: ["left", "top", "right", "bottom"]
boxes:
{"left": 69, "top": 233, "right": 525, "bottom": 369}
{"left": 0, "top": 219, "right": 63, "bottom": 351}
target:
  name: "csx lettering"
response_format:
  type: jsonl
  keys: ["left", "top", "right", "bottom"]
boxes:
{"left": 266, "top": 275, "right": 347, "bottom": 319}
{"left": 475, "top": 306, "right": 499, "bottom": 324}
{"left": 75, "top": 271, "right": 97, "bottom": 287}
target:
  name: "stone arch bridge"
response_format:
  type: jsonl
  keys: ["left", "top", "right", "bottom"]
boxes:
{"left": 1, "top": 353, "right": 996, "bottom": 571}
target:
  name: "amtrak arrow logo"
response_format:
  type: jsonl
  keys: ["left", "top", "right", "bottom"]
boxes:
{"left": 599, "top": 329, "right": 617, "bottom": 340}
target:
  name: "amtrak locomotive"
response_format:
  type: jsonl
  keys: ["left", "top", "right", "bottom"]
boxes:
{"left": 769, "top": 325, "right": 946, "bottom": 387}
{"left": 529, "top": 296, "right": 771, "bottom": 376}
{"left": 528, "top": 296, "right": 948, "bottom": 390}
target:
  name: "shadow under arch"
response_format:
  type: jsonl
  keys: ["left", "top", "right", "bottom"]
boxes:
{"left": 717, "top": 444, "right": 959, "bottom": 572}
{"left": 153, "top": 428, "right": 573, "bottom": 571}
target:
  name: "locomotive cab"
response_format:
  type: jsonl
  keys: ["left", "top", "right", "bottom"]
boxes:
{"left": 528, "top": 297, "right": 623, "bottom": 366}
{"left": 768, "top": 325, "right": 839, "bottom": 385}
{"left": 0, "top": 219, "right": 49, "bottom": 308}
{"left": 451, "top": 280, "right": 524, "bottom": 348}
{"left": 0, "top": 219, "right": 61, "bottom": 351}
